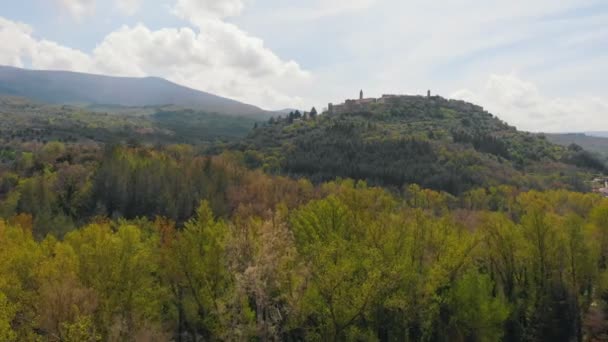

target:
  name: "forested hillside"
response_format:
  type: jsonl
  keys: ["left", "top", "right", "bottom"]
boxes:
{"left": 0, "top": 96, "right": 258, "bottom": 147}
{"left": 238, "top": 96, "right": 605, "bottom": 194}
{"left": 1, "top": 143, "right": 608, "bottom": 341}
{"left": 0, "top": 93, "right": 608, "bottom": 341}
{"left": 4, "top": 0, "right": 607, "bottom": 337}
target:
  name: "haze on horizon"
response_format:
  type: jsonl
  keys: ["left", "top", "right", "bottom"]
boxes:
{"left": 0, "top": 0, "right": 606, "bottom": 132}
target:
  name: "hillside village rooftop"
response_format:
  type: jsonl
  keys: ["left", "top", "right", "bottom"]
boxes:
{"left": 327, "top": 90, "right": 484, "bottom": 115}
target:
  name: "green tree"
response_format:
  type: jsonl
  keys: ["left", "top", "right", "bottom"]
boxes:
{"left": 446, "top": 271, "right": 510, "bottom": 342}
{"left": 310, "top": 107, "right": 318, "bottom": 119}
{"left": 291, "top": 196, "right": 386, "bottom": 340}
{"left": 0, "top": 220, "right": 41, "bottom": 340}
{"left": 0, "top": 292, "right": 17, "bottom": 342}
{"left": 65, "top": 222, "right": 167, "bottom": 340}
{"left": 169, "top": 201, "right": 234, "bottom": 339}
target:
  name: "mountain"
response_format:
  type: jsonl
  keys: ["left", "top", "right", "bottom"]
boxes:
{"left": 0, "top": 65, "right": 268, "bottom": 118}
{"left": 271, "top": 108, "right": 304, "bottom": 115}
{"left": 235, "top": 94, "right": 606, "bottom": 194}
{"left": 586, "top": 131, "right": 608, "bottom": 138}
{"left": 546, "top": 133, "right": 608, "bottom": 161}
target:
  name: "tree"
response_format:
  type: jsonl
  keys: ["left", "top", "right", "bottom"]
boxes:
{"left": 0, "top": 292, "right": 17, "bottom": 342}
{"left": 230, "top": 210, "right": 306, "bottom": 340}
{"left": 60, "top": 315, "right": 100, "bottom": 342}
{"left": 65, "top": 223, "right": 167, "bottom": 340}
{"left": 169, "top": 201, "right": 234, "bottom": 339}
{"left": 291, "top": 194, "right": 399, "bottom": 340}
{"left": 445, "top": 271, "right": 510, "bottom": 342}
{"left": 36, "top": 239, "right": 98, "bottom": 340}
{"left": 310, "top": 107, "right": 318, "bottom": 119}
{"left": 0, "top": 220, "right": 41, "bottom": 340}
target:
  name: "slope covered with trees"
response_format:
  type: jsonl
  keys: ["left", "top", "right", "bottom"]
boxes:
{"left": 238, "top": 96, "right": 606, "bottom": 194}
{"left": 0, "top": 96, "right": 259, "bottom": 147}
{"left": 2, "top": 144, "right": 608, "bottom": 341}
{"left": 1, "top": 93, "right": 608, "bottom": 341}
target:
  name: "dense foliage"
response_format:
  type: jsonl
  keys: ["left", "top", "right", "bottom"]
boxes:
{"left": 0, "top": 96, "right": 258, "bottom": 148}
{"left": 1, "top": 94, "right": 608, "bottom": 341}
{"left": 0, "top": 142, "right": 607, "bottom": 341}
{"left": 238, "top": 96, "right": 605, "bottom": 194}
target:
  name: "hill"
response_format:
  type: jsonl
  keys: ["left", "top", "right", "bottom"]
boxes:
{"left": 0, "top": 96, "right": 259, "bottom": 150}
{"left": 546, "top": 133, "right": 608, "bottom": 161}
{"left": 236, "top": 94, "right": 606, "bottom": 194}
{"left": 0, "top": 65, "right": 268, "bottom": 118}
{"left": 586, "top": 131, "right": 608, "bottom": 138}
{"left": 2, "top": 94, "right": 608, "bottom": 342}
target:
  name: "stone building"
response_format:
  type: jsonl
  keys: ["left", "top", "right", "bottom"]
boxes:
{"left": 327, "top": 90, "right": 458, "bottom": 115}
{"left": 329, "top": 90, "right": 376, "bottom": 114}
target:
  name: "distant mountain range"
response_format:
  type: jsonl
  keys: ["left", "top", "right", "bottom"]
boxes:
{"left": 585, "top": 132, "right": 608, "bottom": 138}
{"left": 271, "top": 108, "right": 304, "bottom": 115}
{"left": 546, "top": 132, "right": 608, "bottom": 161}
{"left": 0, "top": 65, "right": 268, "bottom": 118}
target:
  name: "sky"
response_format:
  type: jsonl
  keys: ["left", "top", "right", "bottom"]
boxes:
{"left": 0, "top": 0, "right": 607, "bottom": 132}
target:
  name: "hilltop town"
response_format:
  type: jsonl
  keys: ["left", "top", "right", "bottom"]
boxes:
{"left": 327, "top": 90, "right": 485, "bottom": 115}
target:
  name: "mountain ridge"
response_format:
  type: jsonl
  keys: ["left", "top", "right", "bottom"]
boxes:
{"left": 585, "top": 131, "right": 608, "bottom": 138}
{"left": 546, "top": 132, "right": 608, "bottom": 161}
{"left": 0, "top": 65, "right": 269, "bottom": 118}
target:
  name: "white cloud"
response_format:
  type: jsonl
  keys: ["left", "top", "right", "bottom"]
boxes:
{"left": 0, "top": 15, "right": 310, "bottom": 109}
{"left": 92, "top": 25, "right": 209, "bottom": 76}
{"left": 0, "top": 0, "right": 312, "bottom": 109}
{"left": 58, "top": 0, "right": 95, "bottom": 19}
{"left": 115, "top": 0, "right": 143, "bottom": 15}
{"left": 0, "top": 18, "right": 35, "bottom": 67}
{"left": 92, "top": 21, "right": 310, "bottom": 108}
{"left": 0, "top": 17, "right": 92, "bottom": 71}
{"left": 31, "top": 40, "right": 93, "bottom": 71}
{"left": 258, "top": 0, "right": 605, "bottom": 113}
{"left": 5, "top": 0, "right": 606, "bottom": 119}
{"left": 451, "top": 74, "right": 608, "bottom": 133}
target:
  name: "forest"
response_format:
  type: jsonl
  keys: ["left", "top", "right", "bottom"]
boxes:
{"left": 3, "top": 0, "right": 607, "bottom": 338}
{"left": 1, "top": 95, "right": 608, "bottom": 341}
{"left": 0, "top": 96, "right": 259, "bottom": 148}
{"left": 1, "top": 143, "right": 608, "bottom": 341}
{"left": 238, "top": 96, "right": 605, "bottom": 195}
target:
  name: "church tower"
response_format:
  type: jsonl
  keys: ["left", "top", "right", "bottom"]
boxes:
{"left": 360, "top": 89, "right": 363, "bottom": 100}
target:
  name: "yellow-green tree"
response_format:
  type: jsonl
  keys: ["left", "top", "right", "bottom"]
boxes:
{"left": 65, "top": 222, "right": 168, "bottom": 340}
{"left": 0, "top": 292, "right": 17, "bottom": 342}
{"left": 0, "top": 220, "right": 41, "bottom": 340}
{"left": 169, "top": 201, "right": 233, "bottom": 339}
